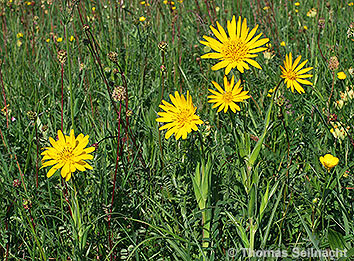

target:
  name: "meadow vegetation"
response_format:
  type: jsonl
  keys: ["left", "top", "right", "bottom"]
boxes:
{"left": 1, "top": 0, "right": 354, "bottom": 260}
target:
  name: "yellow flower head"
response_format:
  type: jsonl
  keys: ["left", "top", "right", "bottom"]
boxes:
{"left": 70, "top": 35, "right": 75, "bottom": 42}
{"left": 280, "top": 41, "right": 286, "bottom": 46}
{"left": 17, "top": 32, "right": 23, "bottom": 38}
{"left": 56, "top": 37, "right": 63, "bottom": 43}
{"left": 208, "top": 75, "right": 250, "bottom": 113}
{"left": 41, "top": 130, "right": 95, "bottom": 181}
{"left": 139, "top": 16, "right": 146, "bottom": 22}
{"left": 303, "top": 25, "right": 308, "bottom": 30}
{"left": 320, "top": 154, "right": 339, "bottom": 171}
{"left": 337, "top": 71, "right": 346, "bottom": 80}
{"left": 280, "top": 53, "right": 313, "bottom": 94}
{"left": 295, "top": 2, "right": 300, "bottom": 6}
{"left": 156, "top": 91, "right": 203, "bottom": 140}
{"left": 200, "top": 16, "right": 269, "bottom": 75}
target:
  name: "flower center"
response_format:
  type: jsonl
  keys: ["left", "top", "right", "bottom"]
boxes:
{"left": 285, "top": 71, "right": 297, "bottom": 81}
{"left": 177, "top": 109, "right": 192, "bottom": 126}
{"left": 223, "top": 38, "right": 249, "bottom": 62}
{"left": 58, "top": 143, "right": 74, "bottom": 161}
{"left": 222, "top": 91, "right": 234, "bottom": 103}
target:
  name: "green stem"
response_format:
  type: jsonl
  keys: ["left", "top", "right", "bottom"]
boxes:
{"left": 65, "top": 24, "right": 74, "bottom": 129}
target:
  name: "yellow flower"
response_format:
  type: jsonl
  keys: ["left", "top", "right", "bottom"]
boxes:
{"left": 41, "top": 130, "right": 95, "bottom": 181}
{"left": 280, "top": 41, "right": 286, "bottom": 46}
{"left": 349, "top": 2, "right": 354, "bottom": 6}
{"left": 295, "top": 9, "right": 299, "bottom": 13}
{"left": 208, "top": 75, "right": 250, "bottom": 113}
{"left": 92, "top": 7, "right": 96, "bottom": 11}
{"left": 140, "top": 1, "right": 146, "bottom": 4}
{"left": 263, "top": 6, "right": 270, "bottom": 10}
{"left": 70, "top": 35, "right": 75, "bottom": 42}
{"left": 139, "top": 16, "right": 146, "bottom": 22}
{"left": 46, "top": 38, "right": 50, "bottom": 43}
{"left": 280, "top": 53, "right": 313, "bottom": 94}
{"left": 156, "top": 91, "right": 203, "bottom": 140}
{"left": 267, "top": 88, "right": 275, "bottom": 97}
{"left": 163, "top": 0, "right": 168, "bottom": 4}
{"left": 200, "top": 16, "right": 269, "bottom": 75}
{"left": 337, "top": 71, "right": 346, "bottom": 80}
{"left": 303, "top": 25, "right": 308, "bottom": 30}
{"left": 307, "top": 8, "right": 317, "bottom": 17}
{"left": 319, "top": 154, "right": 339, "bottom": 171}
{"left": 294, "top": 2, "right": 300, "bottom": 6}
{"left": 17, "top": 32, "right": 23, "bottom": 38}
{"left": 172, "top": 6, "right": 176, "bottom": 10}
{"left": 56, "top": 37, "right": 63, "bottom": 43}
{"left": 16, "top": 40, "right": 22, "bottom": 47}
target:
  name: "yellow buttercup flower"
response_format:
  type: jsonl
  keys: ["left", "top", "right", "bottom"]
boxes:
{"left": 139, "top": 16, "right": 146, "bottom": 22}
{"left": 320, "top": 154, "right": 339, "bottom": 171}
{"left": 41, "top": 130, "right": 95, "bottom": 181}
{"left": 200, "top": 16, "right": 269, "bottom": 75}
{"left": 280, "top": 41, "right": 286, "bottom": 46}
{"left": 156, "top": 91, "right": 203, "bottom": 140}
{"left": 294, "top": 2, "right": 300, "bottom": 6}
{"left": 337, "top": 71, "right": 346, "bottom": 80}
{"left": 280, "top": 53, "right": 313, "bottom": 94}
{"left": 208, "top": 75, "right": 250, "bottom": 113}
{"left": 17, "top": 32, "right": 23, "bottom": 38}
{"left": 56, "top": 37, "right": 63, "bottom": 43}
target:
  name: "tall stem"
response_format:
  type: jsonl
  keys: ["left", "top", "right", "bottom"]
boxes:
{"left": 108, "top": 102, "right": 122, "bottom": 260}
{"left": 65, "top": 24, "right": 74, "bottom": 129}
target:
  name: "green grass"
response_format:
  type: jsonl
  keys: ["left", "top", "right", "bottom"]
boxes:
{"left": 1, "top": 0, "right": 354, "bottom": 260}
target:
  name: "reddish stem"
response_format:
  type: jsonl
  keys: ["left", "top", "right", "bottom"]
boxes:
{"left": 108, "top": 102, "right": 122, "bottom": 260}
{"left": 60, "top": 63, "right": 64, "bottom": 132}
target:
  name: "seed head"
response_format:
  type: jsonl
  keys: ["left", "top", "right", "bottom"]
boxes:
{"left": 112, "top": 86, "right": 127, "bottom": 102}
{"left": 318, "top": 18, "right": 325, "bottom": 29}
{"left": 27, "top": 111, "right": 37, "bottom": 121}
{"left": 57, "top": 50, "right": 67, "bottom": 64}
{"left": 158, "top": 41, "right": 168, "bottom": 52}
{"left": 328, "top": 56, "right": 339, "bottom": 71}
{"left": 108, "top": 51, "right": 119, "bottom": 63}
